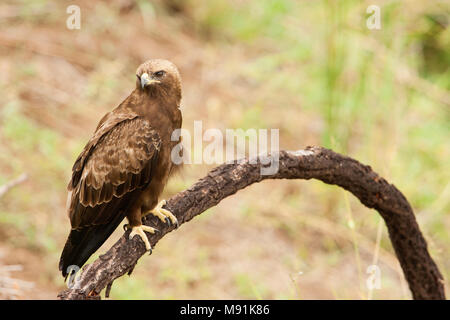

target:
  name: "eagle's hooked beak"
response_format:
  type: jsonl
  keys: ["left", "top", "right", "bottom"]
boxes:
{"left": 140, "top": 73, "right": 160, "bottom": 89}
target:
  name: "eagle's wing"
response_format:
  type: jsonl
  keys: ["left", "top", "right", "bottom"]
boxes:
{"left": 59, "top": 116, "right": 161, "bottom": 276}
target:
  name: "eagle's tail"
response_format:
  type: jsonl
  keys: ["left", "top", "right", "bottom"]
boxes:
{"left": 58, "top": 212, "right": 126, "bottom": 278}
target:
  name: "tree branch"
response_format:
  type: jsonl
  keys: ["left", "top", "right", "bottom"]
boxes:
{"left": 0, "top": 173, "right": 28, "bottom": 199}
{"left": 57, "top": 146, "right": 445, "bottom": 300}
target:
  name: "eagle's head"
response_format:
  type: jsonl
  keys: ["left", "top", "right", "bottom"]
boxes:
{"left": 135, "top": 59, "right": 182, "bottom": 102}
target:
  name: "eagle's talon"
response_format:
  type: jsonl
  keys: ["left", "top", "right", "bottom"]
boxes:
{"left": 146, "top": 199, "right": 178, "bottom": 227}
{"left": 128, "top": 225, "right": 157, "bottom": 252}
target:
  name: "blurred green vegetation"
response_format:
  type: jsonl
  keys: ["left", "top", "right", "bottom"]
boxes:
{"left": 0, "top": 0, "right": 448, "bottom": 299}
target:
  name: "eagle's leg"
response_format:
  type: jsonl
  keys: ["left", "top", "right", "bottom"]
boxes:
{"left": 129, "top": 225, "right": 157, "bottom": 253}
{"left": 125, "top": 205, "right": 158, "bottom": 254}
{"left": 144, "top": 200, "right": 178, "bottom": 228}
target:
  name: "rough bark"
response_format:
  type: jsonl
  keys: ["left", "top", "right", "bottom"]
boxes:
{"left": 57, "top": 146, "right": 445, "bottom": 300}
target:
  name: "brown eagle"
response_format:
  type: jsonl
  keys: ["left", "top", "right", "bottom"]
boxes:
{"left": 59, "top": 59, "right": 182, "bottom": 277}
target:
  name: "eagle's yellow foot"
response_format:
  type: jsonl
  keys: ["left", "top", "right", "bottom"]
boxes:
{"left": 147, "top": 200, "right": 178, "bottom": 228}
{"left": 128, "top": 225, "right": 158, "bottom": 254}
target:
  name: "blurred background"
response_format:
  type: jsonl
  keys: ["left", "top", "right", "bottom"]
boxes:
{"left": 0, "top": 0, "right": 448, "bottom": 299}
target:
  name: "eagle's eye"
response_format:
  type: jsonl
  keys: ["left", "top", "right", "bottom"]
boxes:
{"left": 154, "top": 70, "right": 165, "bottom": 77}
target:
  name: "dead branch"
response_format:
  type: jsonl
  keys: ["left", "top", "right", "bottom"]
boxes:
{"left": 0, "top": 173, "right": 28, "bottom": 199}
{"left": 0, "top": 250, "right": 34, "bottom": 300}
{"left": 57, "top": 146, "right": 445, "bottom": 300}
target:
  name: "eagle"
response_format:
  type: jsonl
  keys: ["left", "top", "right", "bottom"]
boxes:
{"left": 59, "top": 59, "right": 182, "bottom": 278}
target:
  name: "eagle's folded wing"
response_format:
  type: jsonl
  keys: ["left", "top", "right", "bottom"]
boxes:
{"left": 59, "top": 117, "right": 161, "bottom": 276}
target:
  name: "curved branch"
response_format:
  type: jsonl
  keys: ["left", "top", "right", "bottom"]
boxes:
{"left": 57, "top": 146, "right": 445, "bottom": 300}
